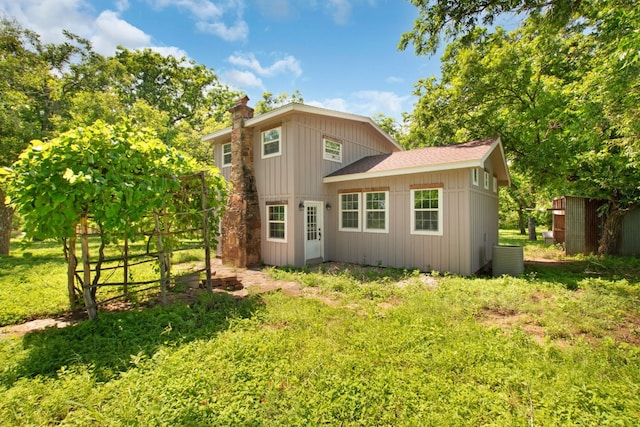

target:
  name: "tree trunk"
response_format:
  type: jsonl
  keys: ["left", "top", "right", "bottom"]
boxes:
{"left": 528, "top": 216, "right": 537, "bottom": 241}
{"left": 518, "top": 207, "right": 526, "bottom": 235}
{"left": 598, "top": 205, "right": 625, "bottom": 255}
{"left": 0, "top": 187, "right": 14, "bottom": 255}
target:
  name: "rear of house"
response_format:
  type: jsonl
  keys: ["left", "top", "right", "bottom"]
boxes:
{"left": 203, "top": 100, "right": 510, "bottom": 275}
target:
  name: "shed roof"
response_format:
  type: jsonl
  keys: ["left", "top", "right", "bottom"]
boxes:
{"left": 324, "top": 137, "right": 511, "bottom": 186}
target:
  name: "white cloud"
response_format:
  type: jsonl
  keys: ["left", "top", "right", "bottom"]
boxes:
{"left": 0, "top": 0, "right": 191, "bottom": 58}
{"left": 148, "top": 0, "right": 249, "bottom": 41}
{"left": 91, "top": 10, "right": 151, "bottom": 55}
{"left": 228, "top": 53, "right": 302, "bottom": 78}
{"left": 326, "top": 0, "right": 351, "bottom": 25}
{"left": 353, "top": 90, "right": 410, "bottom": 117}
{"left": 196, "top": 19, "right": 248, "bottom": 42}
{"left": 386, "top": 76, "right": 403, "bottom": 84}
{"left": 307, "top": 98, "right": 349, "bottom": 113}
{"left": 223, "top": 69, "right": 264, "bottom": 89}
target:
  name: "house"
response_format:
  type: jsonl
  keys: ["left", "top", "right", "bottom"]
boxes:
{"left": 551, "top": 196, "right": 640, "bottom": 256}
{"left": 202, "top": 98, "right": 511, "bottom": 275}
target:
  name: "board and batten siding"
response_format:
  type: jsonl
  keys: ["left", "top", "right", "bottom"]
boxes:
{"left": 326, "top": 169, "right": 474, "bottom": 274}
{"left": 620, "top": 208, "right": 640, "bottom": 256}
{"left": 468, "top": 160, "right": 500, "bottom": 274}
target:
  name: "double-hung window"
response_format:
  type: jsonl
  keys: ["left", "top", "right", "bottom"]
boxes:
{"left": 484, "top": 171, "right": 490, "bottom": 189}
{"left": 472, "top": 169, "right": 479, "bottom": 186}
{"left": 267, "top": 204, "right": 287, "bottom": 242}
{"left": 339, "top": 192, "right": 360, "bottom": 231}
{"left": 262, "top": 127, "right": 281, "bottom": 158}
{"left": 364, "top": 191, "right": 388, "bottom": 233}
{"left": 323, "top": 138, "right": 342, "bottom": 162}
{"left": 222, "top": 143, "right": 231, "bottom": 167}
{"left": 411, "top": 188, "right": 443, "bottom": 236}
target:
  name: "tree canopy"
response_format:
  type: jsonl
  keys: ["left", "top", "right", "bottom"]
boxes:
{"left": 402, "top": 0, "right": 640, "bottom": 253}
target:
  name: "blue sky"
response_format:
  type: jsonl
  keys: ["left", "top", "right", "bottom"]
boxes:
{"left": 1, "top": 0, "right": 441, "bottom": 120}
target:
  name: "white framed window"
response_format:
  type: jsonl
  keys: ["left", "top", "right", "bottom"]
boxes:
{"left": 472, "top": 169, "right": 479, "bottom": 186}
{"left": 484, "top": 171, "right": 490, "bottom": 189}
{"left": 323, "top": 138, "right": 342, "bottom": 162}
{"left": 262, "top": 127, "right": 281, "bottom": 158}
{"left": 222, "top": 143, "right": 231, "bottom": 167}
{"left": 493, "top": 176, "right": 498, "bottom": 193}
{"left": 339, "top": 192, "right": 361, "bottom": 231}
{"left": 364, "top": 191, "right": 388, "bottom": 233}
{"left": 267, "top": 204, "right": 287, "bottom": 242}
{"left": 411, "top": 188, "right": 443, "bottom": 236}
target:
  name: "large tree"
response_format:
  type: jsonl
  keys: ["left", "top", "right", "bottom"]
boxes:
{"left": 0, "top": 19, "right": 94, "bottom": 255}
{"left": 402, "top": 1, "right": 640, "bottom": 253}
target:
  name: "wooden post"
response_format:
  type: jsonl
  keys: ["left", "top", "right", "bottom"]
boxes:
{"left": 81, "top": 215, "right": 97, "bottom": 320}
{"left": 201, "top": 172, "right": 213, "bottom": 292}
{"left": 66, "top": 234, "right": 79, "bottom": 310}
{"left": 154, "top": 212, "right": 168, "bottom": 306}
{"left": 123, "top": 238, "right": 129, "bottom": 296}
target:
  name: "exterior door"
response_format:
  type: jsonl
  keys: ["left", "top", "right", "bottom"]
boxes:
{"left": 304, "top": 201, "right": 324, "bottom": 262}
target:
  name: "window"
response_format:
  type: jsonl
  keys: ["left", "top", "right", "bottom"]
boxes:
{"left": 323, "top": 138, "right": 342, "bottom": 162}
{"left": 222, "top": 143, "right": 231, "bottom": 167}
{"left": 472, "top": 169, "right": 479, "bottom": 186}
{"left": 411, "top": 188, "right": 443, "bottom": 236}
{"left": 364, "top": 191, "right": 388, "bottom": 233}
{"left": 262, "top": 127, "right": 281, "bottom": 158}
{"left": 493, "top": 176, "right": 498, "bottom": 193}
{"left": 339, "top": 193, "right": 360, "bottom": 231}
{"left": 484, "top": 171, "right": 490, "bottom": 189}
{"left": 267, "top": 204, "right": 287, "bottom": 242}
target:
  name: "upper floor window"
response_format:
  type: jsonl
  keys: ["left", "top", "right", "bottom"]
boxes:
{"left": 339, "top": 192, "right": 361, "bottom": 231}
{"left": 364, "top": 191, "right": 388, "bottom": 233}
{"left": 493, "top": 176, "right": 498, "bottom": 193}
{"left": 262, "top": 127, "right": 281, "bottom": 158}
{"left": 484, "top": 170, "right": 490, "bottom": 189}
{"left": 472, "top": 169, "right": 479, "bottom": 186}
{"left": 323, "top": 138, "right": 342, "bottom": 162}
{"left": 411, "top": 188, "right": 443, "bottom": 236}
{"left": 222, "top": 143, "right": 231, "bottom": 167}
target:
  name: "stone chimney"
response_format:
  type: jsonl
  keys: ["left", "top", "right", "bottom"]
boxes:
{"left": 221, "top": 96, "right": 262, "bottom": 267}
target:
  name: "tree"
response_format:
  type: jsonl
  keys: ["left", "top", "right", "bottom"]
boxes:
{"left": 403, "top": 2, "right": 640, "bottom": 253}
{"left": 0, "top": 19, "right": 95, "bottom": 255}
{"left": 254, "top": 90, "right": 304, "bottom": 114}
{"left": 7, "top": 120, "right": 228, "bottom": 317}
{"left": 399, "top": 0, "right": 582, "bottom": 55}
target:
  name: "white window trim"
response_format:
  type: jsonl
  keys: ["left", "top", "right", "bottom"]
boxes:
{"left": 410, "top": 188, "right": 443, "bottom": 236}
{"left": 261, "top": 127, "right": 282, "bottom": 159}
{"left": 339, "top": 192, "right": 361, "bottom": 232}
{"left": 363, "top": 191, "right": 389, "bottom": 234}
{"left": 266, "top": 204, "right": 287, "bottom": 243}
{"left": 493, "top": 176, "right": 498, "bottom": 193}
{"left": 222, "top": 143, "right": 231, "bottom": 167}
{"left": 484, "top": 170, "right": 490, "bottom": 189}
{"left": 472, "top": 169, "right": 479, "bottom": 186}
{"left": 323, "top": 138, "right": 342, "bottom": 163}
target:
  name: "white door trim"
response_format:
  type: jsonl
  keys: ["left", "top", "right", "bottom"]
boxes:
{"left": 303, "top": 201, "right": 324, "bottom": 263}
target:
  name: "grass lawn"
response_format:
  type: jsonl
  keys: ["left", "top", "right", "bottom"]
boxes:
{"left": 0, "top": 231, "right": 639, "bottom": 425}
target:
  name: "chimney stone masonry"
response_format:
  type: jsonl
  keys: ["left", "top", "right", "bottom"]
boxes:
{"left": 221, "top": 96, "right": 262, "bottom": 268}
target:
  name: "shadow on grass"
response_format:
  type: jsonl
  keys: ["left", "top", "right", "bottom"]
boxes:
{"left": 7, "top": 292, "right": 264, "bottom": 384}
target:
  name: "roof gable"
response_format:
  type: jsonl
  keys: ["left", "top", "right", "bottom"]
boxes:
{"left": 201, "top": 102, "right": 402, "bottom": 152}
{"left": 324, "top": 137, "right": 511, "bottom": 186}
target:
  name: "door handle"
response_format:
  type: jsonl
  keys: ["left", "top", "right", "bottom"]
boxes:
{"left": 318, "top": 228, "right": 321, "bottom": 241}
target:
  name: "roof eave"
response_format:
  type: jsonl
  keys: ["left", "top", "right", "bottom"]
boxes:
{"left": 323, "top": 160, "right": 485, "bottom": 184}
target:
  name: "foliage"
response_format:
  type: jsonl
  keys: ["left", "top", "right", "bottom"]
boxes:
{"left": 1, "top": 237, "right": 639, "bottom": 424}
{"left": 253, "top": 90, "right": 304, "bottom": 114}
{"left": 404, "top": 1, "right": 640, "bottom": 253}
{"left": 399, "top": 0, "right": 581, "bottom": 55}
{"left": 8, "top": 120, "right": 201, "bottom": 242}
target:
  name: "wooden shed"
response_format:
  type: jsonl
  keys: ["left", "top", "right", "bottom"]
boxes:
{"left": 552, "top": 196, "right": 640, "bottom": 256}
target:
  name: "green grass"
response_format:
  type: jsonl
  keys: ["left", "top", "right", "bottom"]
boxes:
{"left": 0, "top": 231, "right": 639, "bottom": 425}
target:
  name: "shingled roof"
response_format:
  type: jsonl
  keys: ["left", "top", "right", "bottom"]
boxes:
{"left": 323, "top": 137, "right": 510, "bottom": 185}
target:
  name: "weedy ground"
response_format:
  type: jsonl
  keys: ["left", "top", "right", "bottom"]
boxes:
{"left": 0, "top": 231, "right": 638, "bottom": 425}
